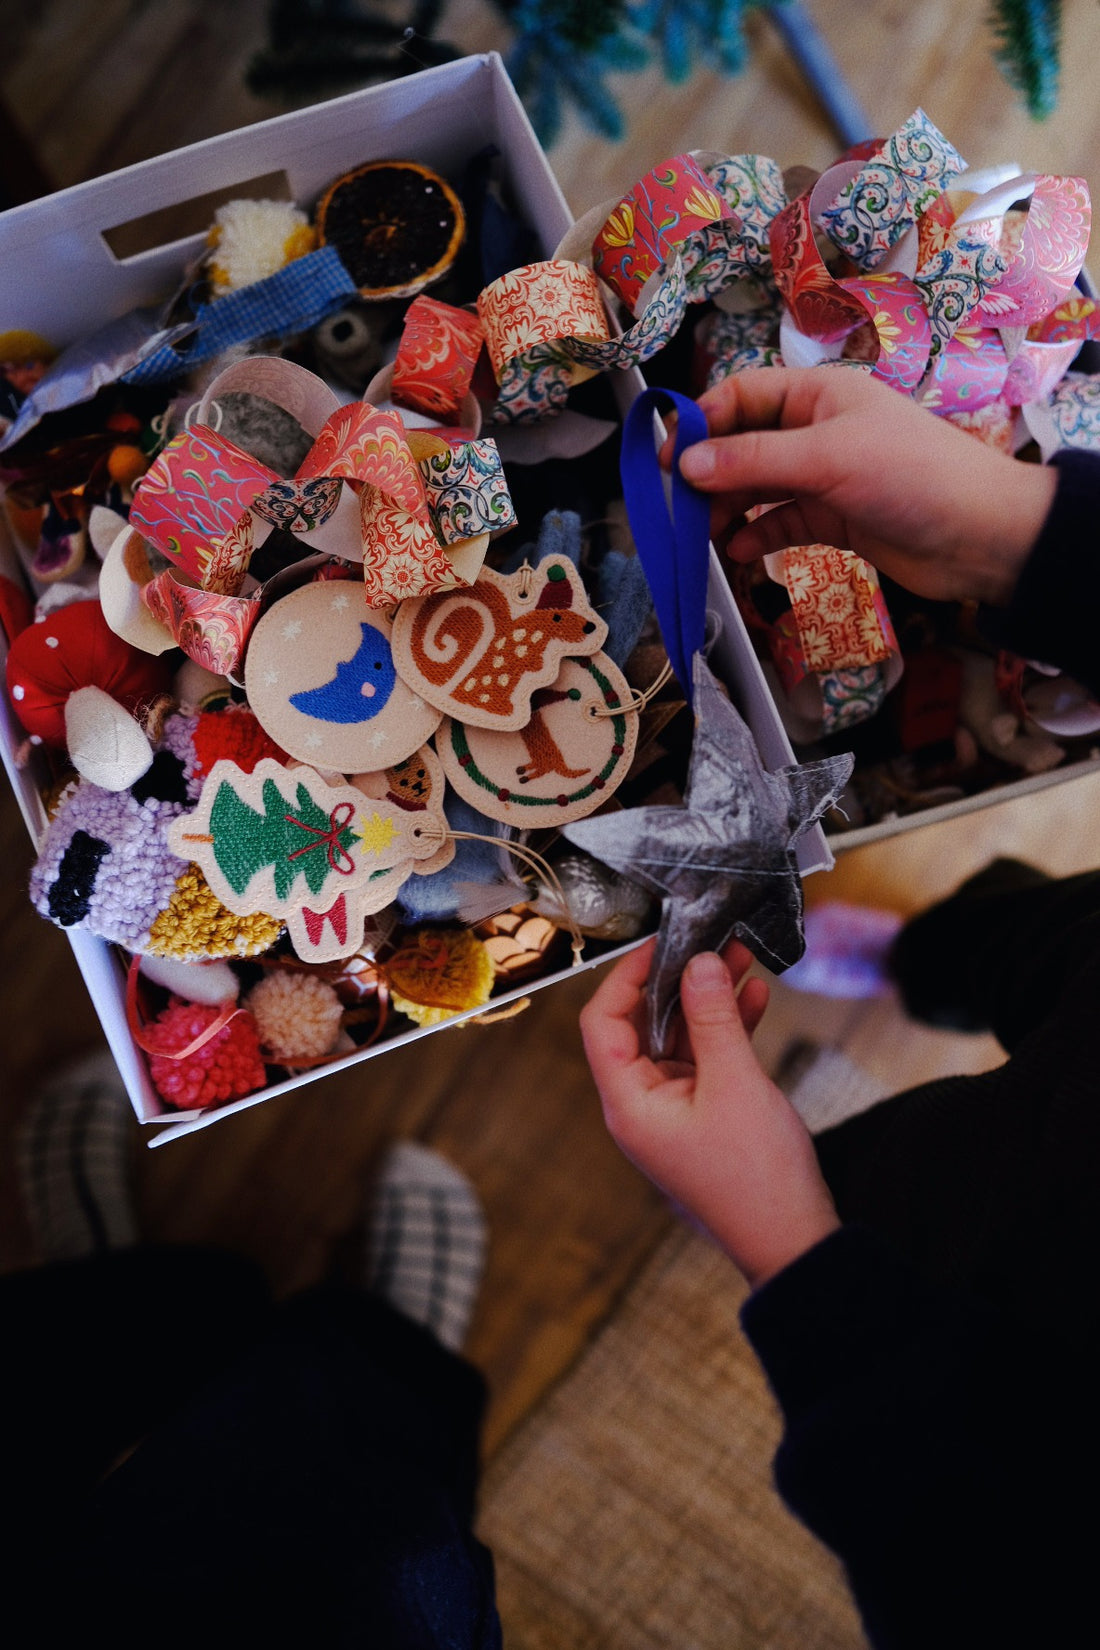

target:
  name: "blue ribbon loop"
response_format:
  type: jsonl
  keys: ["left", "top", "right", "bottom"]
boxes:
{"left": 620, "top": 387, "right": 711, "bottom": 706}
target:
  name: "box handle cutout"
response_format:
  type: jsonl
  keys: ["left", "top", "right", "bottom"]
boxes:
{"left": 101, "top": 170, "right": 293, "bottom": 262}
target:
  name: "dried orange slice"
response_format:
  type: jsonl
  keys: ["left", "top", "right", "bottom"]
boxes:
{"left": 316, "top": 159, "right": 465, "bottom": 301}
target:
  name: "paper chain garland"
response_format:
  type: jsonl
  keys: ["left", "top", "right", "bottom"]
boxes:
{"left": 111, "top": 110, "right": 1100, "bottom": 691}
{"left": 124, "top": 356, "right": 517, "bottom": 675}
{"left": 477, "top": 112, "right": 1100, "bottom": 444}
{"left": 80, "top": 111, "right": 1100, "bottom": 1006}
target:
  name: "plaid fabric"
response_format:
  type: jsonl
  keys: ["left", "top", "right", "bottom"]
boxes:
{"left": 122, "top": 246, "right": 358, "bottom": 386}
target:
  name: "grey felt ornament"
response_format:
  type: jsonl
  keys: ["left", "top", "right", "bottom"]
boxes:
{"left": 563, "top": 654, "right": 854, "bottom": 1057}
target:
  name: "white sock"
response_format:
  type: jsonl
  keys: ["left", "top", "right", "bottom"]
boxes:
{"left": 365, "top": 1142, "right": 487, "bottom": 1353}
{"left": 16, "top": 1050, "right": 138, "bottom": 1261}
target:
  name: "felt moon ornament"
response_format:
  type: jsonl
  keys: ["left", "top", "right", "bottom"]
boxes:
{"left": 244, "top": 579, "right": 442, "bottom": 771}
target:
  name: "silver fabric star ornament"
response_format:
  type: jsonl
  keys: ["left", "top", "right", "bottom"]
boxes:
{"left": 564, "top": 654, "right": 854, "bottom": 1056}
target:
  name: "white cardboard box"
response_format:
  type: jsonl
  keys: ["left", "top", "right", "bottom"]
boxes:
{"left": 0, "top": 54, "right": 824, "bottom": 1142}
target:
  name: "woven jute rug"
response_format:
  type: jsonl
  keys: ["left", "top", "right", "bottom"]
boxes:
{"left": 477, "top": 1222, "right": 868, "bottom": 1649}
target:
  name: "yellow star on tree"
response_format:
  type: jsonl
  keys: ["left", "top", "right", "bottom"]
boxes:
{"left": 358, "top": 810, "right": 398, "bottom": 858}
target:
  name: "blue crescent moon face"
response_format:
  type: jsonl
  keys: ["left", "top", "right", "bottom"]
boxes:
{"left": 290, "top": 622, "right": 398, "bottom": 723}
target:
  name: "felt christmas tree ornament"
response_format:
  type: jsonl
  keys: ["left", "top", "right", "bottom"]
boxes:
{"left": 166, "top": 757, "right": 447, "bottom": 930}
{"left": 280, "top": 745, "right": 459, "bottom": 962}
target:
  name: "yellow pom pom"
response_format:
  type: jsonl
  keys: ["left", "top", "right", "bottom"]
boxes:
{"left": 387, "top": 928, "right": 495, "bottom": 1028}
{"left": 204, "top": 199, "right": 313, "bottom": 296}
{"left": 0, "top": 329, "right": 56, "bottom": 365}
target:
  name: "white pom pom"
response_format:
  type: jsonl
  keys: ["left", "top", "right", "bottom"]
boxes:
{"left": 139, "top": 954, "right": 241, "bottom": 1005}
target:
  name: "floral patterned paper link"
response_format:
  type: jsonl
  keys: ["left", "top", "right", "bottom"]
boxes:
{"left": 973, "top": 175, "right": 1091, "bottom": 328}
{"left": 704, "top": 153, "right": 788, "bottom": 274}
{"left": 132, "top": 370, "right": 517, "bottom": 616}
{"left": 592, "top": 154, "right": 735, "bottom": 310}
{"left": 489, "top": 258, "right": 689, "bottom": 423}
{"left": 130, "top": 427, "right": 277, "bottom": 592}
{"left": 478, "top": 261, "right": 611, "bottom": 381}
{"left": 914, "top": 226, "right": 1008, "bottom": 355}
{"left": 780, "top": 545, "right": 896, "bottom": 674}
{"left": 914, "top": 325, "right": 1010, "bottom": 414}
{"left": 140, "top": 574, "right": 260, "bottom": 678}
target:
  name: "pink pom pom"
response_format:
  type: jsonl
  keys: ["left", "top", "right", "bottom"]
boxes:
{"left": 145, "top": 997, "right": 267, "bottom": 1110}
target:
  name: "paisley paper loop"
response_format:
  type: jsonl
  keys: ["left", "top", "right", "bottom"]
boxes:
{"left": 251, "top": 475, "right": 343, "bottom": 531}
{"left": 700, "top": 152, "right": 788, "bottom": 274}
{"left": 1001, "top": 336, "right": 1081, "bottom": 406}
{"left": 421, "top": 439, "right": 517, "bottom": 544}
{"left": 818, "top": 109, "right": 966, "bottom": 270}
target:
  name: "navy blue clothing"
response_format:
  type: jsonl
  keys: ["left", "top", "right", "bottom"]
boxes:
{"left": 5, "top": 1251, "right": 501, "bottom": 1649}
{"left": 742, "top": 451, "right": 1100, "bottom": 1649}
{"left": 979, "top": 448, "right": 1100, "bottom": 699}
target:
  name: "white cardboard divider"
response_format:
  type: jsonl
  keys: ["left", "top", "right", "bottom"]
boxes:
{"left": 0, "top": 53, "right": 826, "bottom": 1141}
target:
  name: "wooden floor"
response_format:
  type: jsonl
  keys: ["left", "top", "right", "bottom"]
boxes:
{"left": 3, "top": 0, "right": 1100, "bottom": 1462}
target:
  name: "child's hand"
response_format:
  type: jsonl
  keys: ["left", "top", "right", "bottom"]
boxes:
{"left": 670, "top": 367, "right": 1055, "bottom": 608}
{"left": 580, "top": 938, "right": 840, "bottom": 1289}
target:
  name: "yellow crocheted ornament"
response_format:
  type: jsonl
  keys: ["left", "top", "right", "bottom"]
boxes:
{"left": 146, "top": 863, "right": 282, "bottom": 960}
{"left": 387, "top": 928, "right": 495, "bottom": 1029}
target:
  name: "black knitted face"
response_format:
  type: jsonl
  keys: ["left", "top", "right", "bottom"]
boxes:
{"left": 47, "top": 830, "right": 110, "bottom": 926}
{"left": 130, "top": 750, "right": 189, "bottom": 806}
